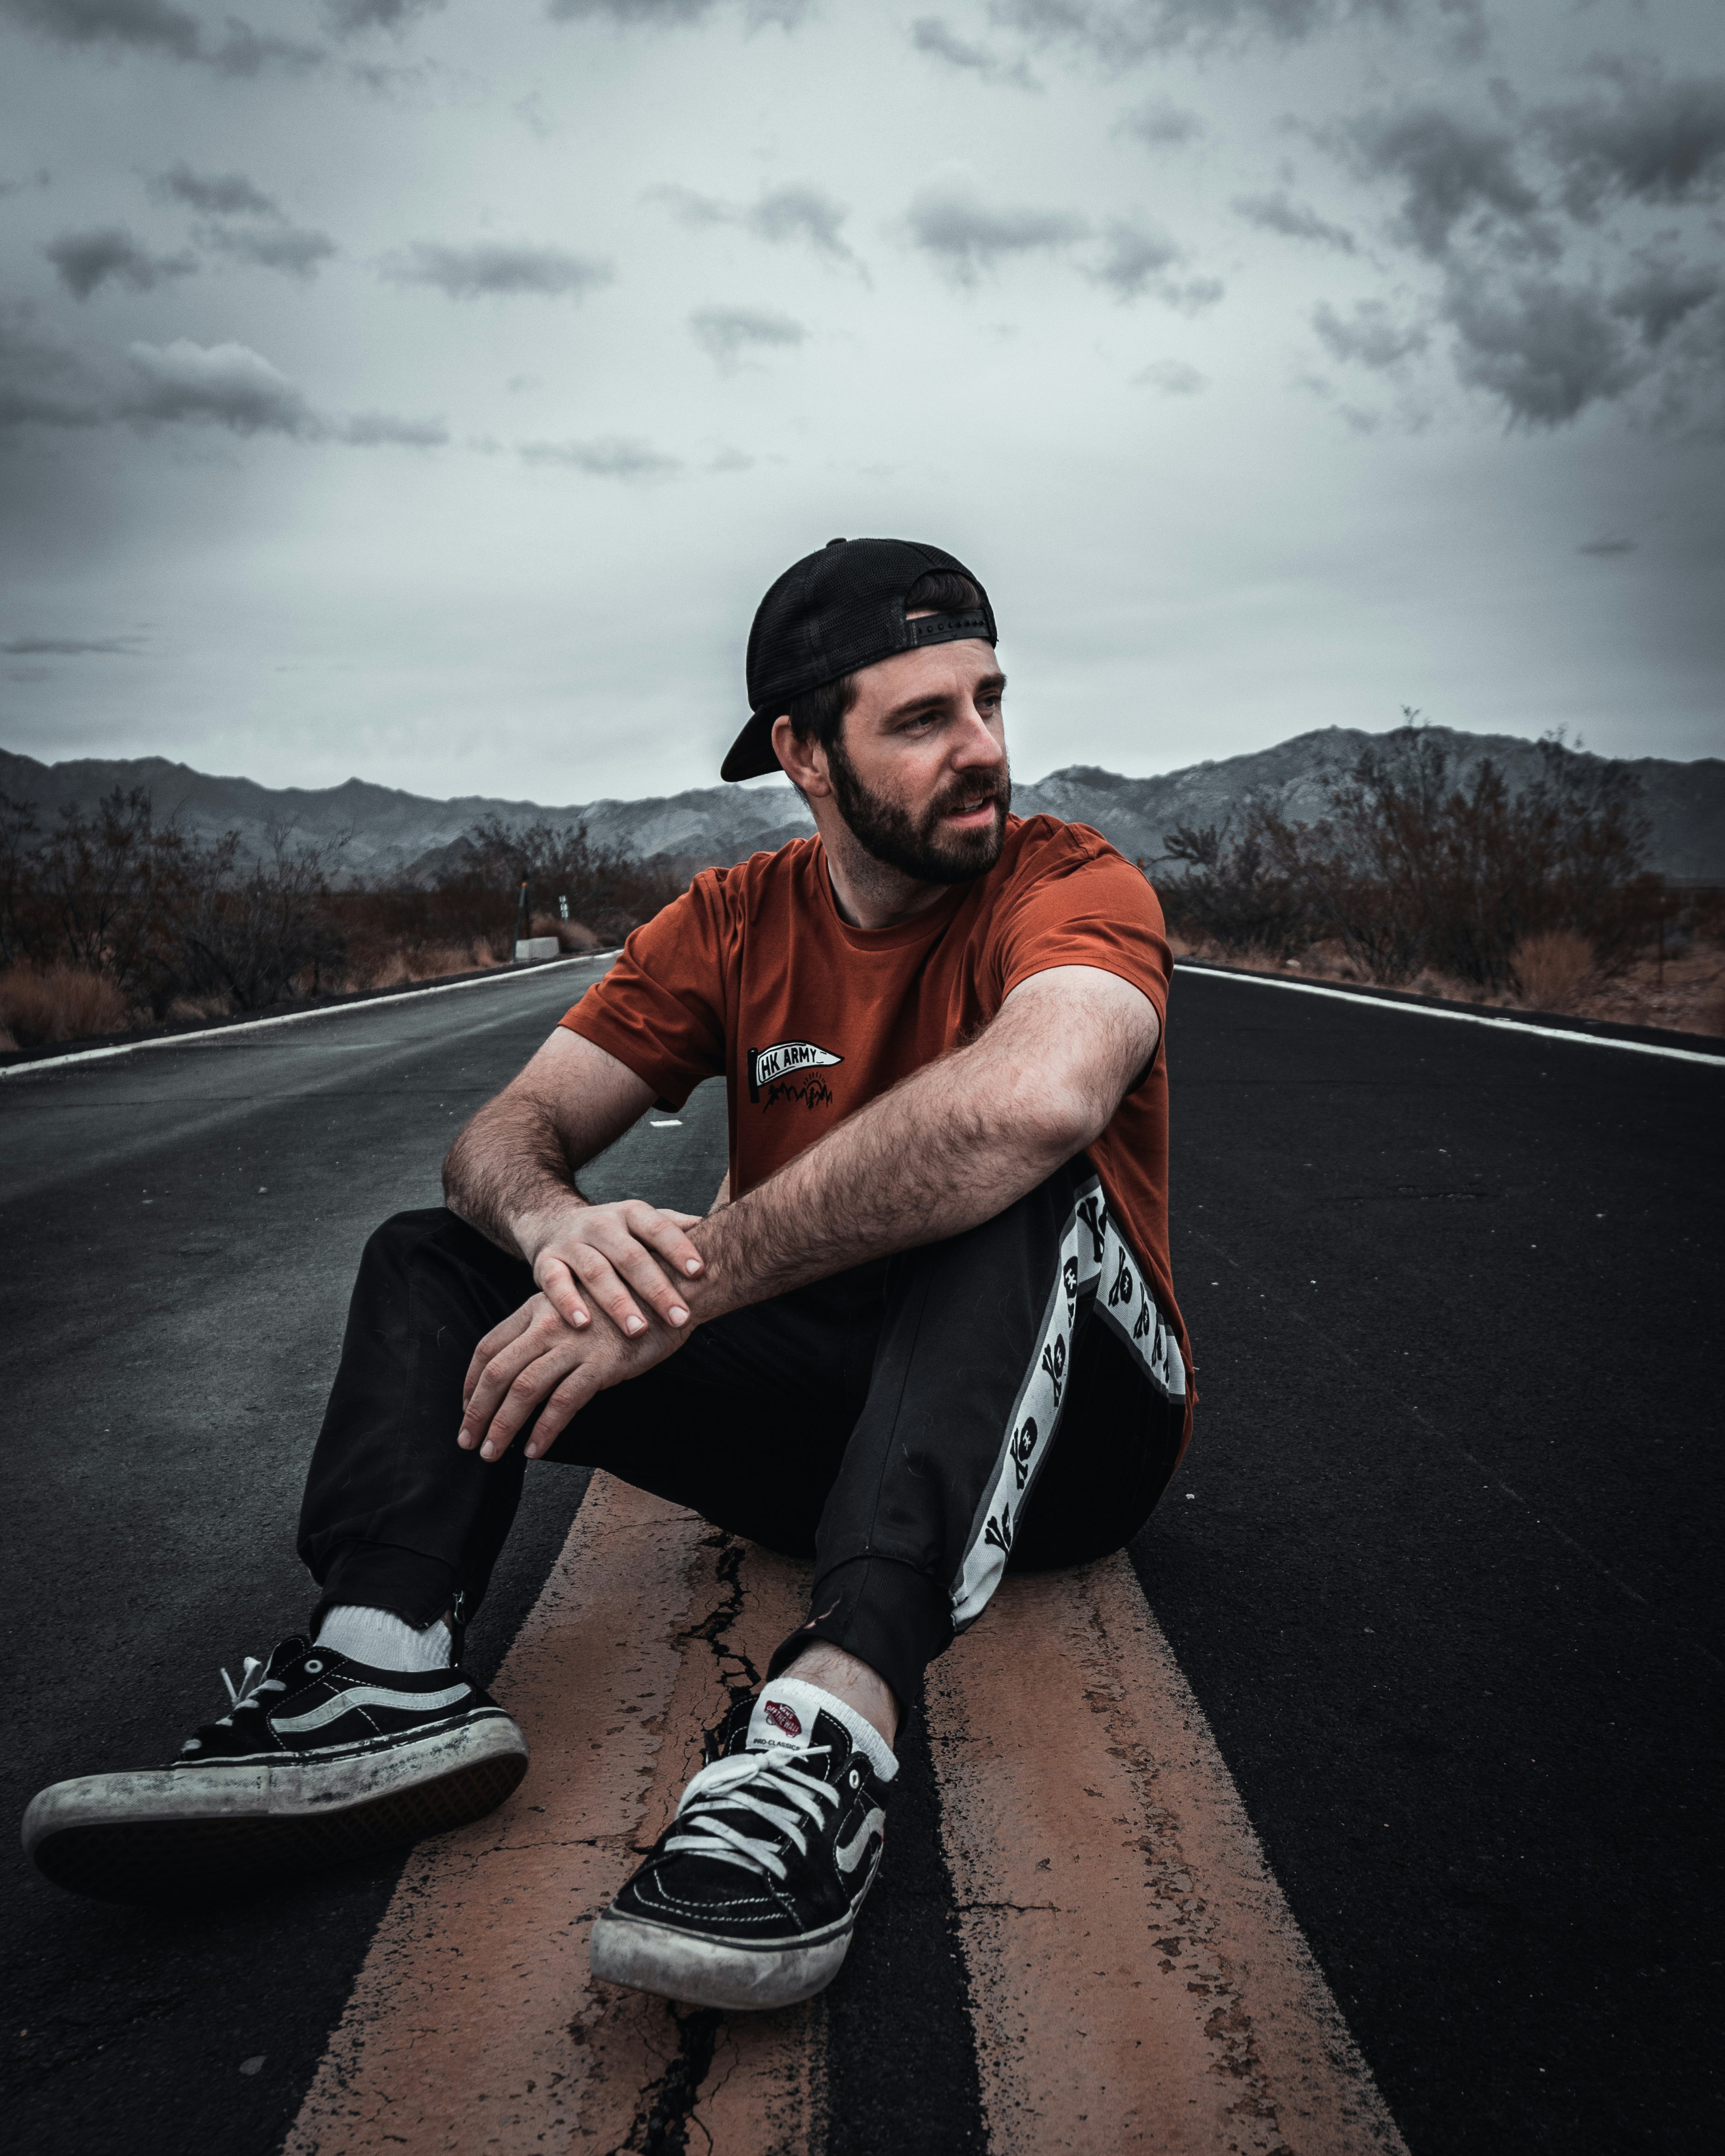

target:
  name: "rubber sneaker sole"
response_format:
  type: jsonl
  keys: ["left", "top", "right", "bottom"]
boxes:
{"left": 588, "top": 1908, "right": 854, "bottom": 2012}
{"left": 22, "top": 1716, "right": 527, "bottom": 1901}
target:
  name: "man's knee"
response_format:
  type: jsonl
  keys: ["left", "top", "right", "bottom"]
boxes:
{"left": 356, "top": 1208, "right": 527, "bottom": 1298}
{"left": 359, "top": 1206, "right": 461, "bottom": 1274}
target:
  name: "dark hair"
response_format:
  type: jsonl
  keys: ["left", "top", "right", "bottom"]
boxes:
{"left": 783, "top": 569, "right": 983, "bottom": 753}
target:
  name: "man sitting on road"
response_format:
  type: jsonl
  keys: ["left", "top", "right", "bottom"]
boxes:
{"left": 24, "top": 538, "right": 1193, "bottom": 2013}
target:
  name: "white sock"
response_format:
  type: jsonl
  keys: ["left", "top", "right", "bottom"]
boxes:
{"left": 315, "top": 1604, "right": 453, "bottom": 1673}
{"left": 746, "top": 1675, "right": 897, "bottom": 1783}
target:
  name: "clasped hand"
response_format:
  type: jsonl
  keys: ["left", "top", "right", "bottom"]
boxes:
{"left": 458, "top": 1199, "right": 704, "bottom": 1463}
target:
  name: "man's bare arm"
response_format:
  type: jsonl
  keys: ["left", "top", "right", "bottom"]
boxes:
{"left": 694, "top": 964, "right": 1157, "bottom": 1315}
{"left": 458, "top": 965, "right": 1160, "bottom": 1460}
{"left": 443, "top": 1026, "right": 705, "bottom": 1336}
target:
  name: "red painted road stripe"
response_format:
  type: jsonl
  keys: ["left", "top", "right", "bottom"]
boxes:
{"left": 285, "top": 1474, "right": 822, "bottom": 2152}
{"left": 927, "top": 1556, "right": 1409, "bottom": 2154}
{"left": 288, "top": 1483, "right": 1405, "bottom": 2152}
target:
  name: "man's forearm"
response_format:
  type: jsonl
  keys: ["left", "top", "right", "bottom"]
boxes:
{"left": 687, "top": 1050, "right": 1076, "bottom": 1319}
{"left": 443, "top": 1089, "right": 584, "bottom": 1258}
{"left": 683, "top": 968, "right": 1156, "bottom": 1322}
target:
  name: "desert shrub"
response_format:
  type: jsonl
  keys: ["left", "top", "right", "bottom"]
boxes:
{"left": 0, "top": 787, "right": 348, "bottom": 1022}
{"left": 0, "top": 781, "right": 689, "bottom": 1049}
{"left": 335, "top": 817, "right": 681, "bottom": 973}
{"left": 0, "top": 963, "right": 130, "bottom": 1046}
{"left": 531, "top": 911, "right": 602, "bottom": 953}
{"left": 1154, "top": 719, "right": 1658, "bottom": 991}
{"left": 1154, "top": 814, "right": 1312, "bottom": 960}
{"left": 450, "top": 816, "right": 682, "bottom": 947}
{"left": 179, "top": 828, "right": 349, "bottom": 1010}
{"left": 1, "top": 787, "right": 204, "bottom": 1008}
{"left": 1511, "top": 930, "right": 1595, "bottom": 1012}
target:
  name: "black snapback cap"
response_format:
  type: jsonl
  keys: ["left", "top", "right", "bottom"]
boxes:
{"left": 722, "top": 536, "right": 997, "bottom": 782}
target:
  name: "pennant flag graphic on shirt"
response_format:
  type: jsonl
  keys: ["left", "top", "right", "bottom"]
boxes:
{"left": 748, "top": 1041, "right": 843, "bottom": 1101}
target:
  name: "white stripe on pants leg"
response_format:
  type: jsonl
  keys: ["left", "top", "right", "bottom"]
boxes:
{"left": 948, "top": 1177, "right": 1185, "bottom": 1632}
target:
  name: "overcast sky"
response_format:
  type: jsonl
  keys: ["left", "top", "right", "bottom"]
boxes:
{"left": 1, "top": 0, "right": 1721, "bottom": 806}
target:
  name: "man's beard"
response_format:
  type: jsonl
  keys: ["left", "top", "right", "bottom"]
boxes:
{"left": 826, "top": 738, "right": 1011, "bottom": 886}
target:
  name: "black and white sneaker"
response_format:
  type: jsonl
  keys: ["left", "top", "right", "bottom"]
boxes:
{"left": 21, "top": 1635, "right": 528, "bottom": 1901}
{"left": 589, "top": 1675, "right": 895, "bottom": 2011}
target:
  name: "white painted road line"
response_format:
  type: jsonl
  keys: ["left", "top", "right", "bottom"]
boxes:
{"left": 1174, "top": 961, "right": 1725, "bottom": 1066}
{"left": 0, "top": 952, "right": 620, "bottom": 1080}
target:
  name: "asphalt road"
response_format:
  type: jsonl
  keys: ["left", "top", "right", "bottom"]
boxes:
{"left": 1, "top": 961, "right": 1718, "bottom": 2155}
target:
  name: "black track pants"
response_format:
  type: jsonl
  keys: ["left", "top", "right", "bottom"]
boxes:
{"left": 297, "top": 1158, "right": 1189, "bottom": 1710}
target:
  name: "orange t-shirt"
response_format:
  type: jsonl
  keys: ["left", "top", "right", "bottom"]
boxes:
{"left": 559, "top": 813, "right": 1189, "bottom": 1382}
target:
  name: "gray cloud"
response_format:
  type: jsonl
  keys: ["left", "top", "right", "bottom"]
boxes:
{"left": 0, "top": 315, "right": 449, "bottom": 447}
{"left": 1312, "top": 297, "right": 1428, "bottom": 369}
{"left": 747, "top": 182, "right": 854, "bottom": 260}
{"left": 44, "top": 225, "right": 198, "bottom": 298}
{"left": 1233, "top": 189, "right": 1356, "bottom": 253}
{"left": 0, "top": 633, "right": 141, "bottom": 654}
{"left": 648, "top": 182, "right": 728, "bottom": 227}
{"left": 0, "top": 303, "right": 104, "bottom": 428}
{"left": 204, "top": 221, "right": 338, "bottom": 279}
{"left": 1314, "top": 73, "right": 1725, "bottom": 428}
{"left": 689, "top": 302, "right": 806, "bottom": 369}
{"left": 119, "top": 339, "right": 446, "bottom": 443}
{"left": 323, "top": 0, "right": 444, "bottom": 30}
{"left": 546, "top": 0, "right": 812, "bottom": 24}
{"left": 1578, "top": 537, "right": 1634, "bottom": 557}
{"left": 1090, "top": 217, "right": 1173, "bottom": 297}
{"left": 1608, "top": 256, "right": 1719, "bottom": 351}
{"left": 1164, "top": 274, "right": 1225, "bottom": 313}
{"left": 336, "top": 409, "right": 448, "bottom": 445}
{"left": 1442, "top": 271, "right": 1644, "bottom": 428}
{"left": 1120, "top": 95, "right": 1205, "bottom": 147}
{"left": 203, "top": 19, "right": 321, "bottom": 75}
{"left": 910, "top": 17, "right": 1037, "bottom": 91}
{"left": 648, "top": 179, "right": 857, "bottom": 265}
{"left": 122, "top": 336, "right": 316, "bottom": 433}
{"left": 517, "top": 435, "right": 682, "bottom": 479}
{"left": 547, "top": 0, "right": 711, "bottom": 17}
{"left": 1536, "top": 64, "right": 1725, "bottom": 221}
{"left": 1, "top": 0, "right": 202, "bottom": 62}
{"left": 1339, "top": 106, "right": 1545, "bottom": 260}
{"left": 1134, "top": 357, "right": 1206, "bottom": 393}
{"left": 985, "top": 0, "right": 1396, "bottom": 66}
{"left": 382, "top": 241, "right": 613, "bottom": 299}
{"left": 905, "top": 177, "right": 1088, "bottom": 283}
{"left": 152, "top": 163, "right": 280, "bottom": 216}
{"left": 1089, "top": 218, "right": 1222, "bottom": 309}
{"left": 2, "top": 1, "right": 323, "bottom": 72}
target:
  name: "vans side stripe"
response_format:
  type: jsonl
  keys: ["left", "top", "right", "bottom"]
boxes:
{"left": 271, "top": 1682, "right": 471, "bottom": 1735}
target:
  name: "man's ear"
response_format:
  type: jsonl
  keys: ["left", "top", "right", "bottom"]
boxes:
{"left": 771, "top": 715, "right": 833, "bottom": 801}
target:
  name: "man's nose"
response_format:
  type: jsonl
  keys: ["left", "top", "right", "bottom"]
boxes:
{"left": 950, "top": 703, "right": 1006, "bottom": 766}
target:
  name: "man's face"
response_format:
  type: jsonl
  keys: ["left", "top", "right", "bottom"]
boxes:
{"left": 822, "top": 638, "right": 1010, "bottom": 886}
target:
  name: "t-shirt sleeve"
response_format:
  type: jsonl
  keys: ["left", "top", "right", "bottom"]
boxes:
{"left": 993, "top": 830, "right": 1172, "bottom": 1025}
{"left": 557, "top": 876, "right": 729, "bottom": 1110}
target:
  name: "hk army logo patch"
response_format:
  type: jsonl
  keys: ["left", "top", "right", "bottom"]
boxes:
{"left": 748, "top": 1040, "right": 843, "bottom": 1106}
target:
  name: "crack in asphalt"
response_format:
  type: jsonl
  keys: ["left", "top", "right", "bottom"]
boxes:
{"left": 612, "top": 2003, "right": 722, "bottom": 2156}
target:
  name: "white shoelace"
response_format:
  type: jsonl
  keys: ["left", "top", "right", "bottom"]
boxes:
{"left": 220, "top": 1655, "right": 287, "bottom": 1721}
{"left": 181, "top": 1655, "right": 288, "bottom": 1754}
{"left": 664, "top": 1747, "right": 841, "bottom": 1882}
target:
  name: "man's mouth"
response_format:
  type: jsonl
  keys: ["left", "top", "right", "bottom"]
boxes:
{"left": 939, "top": 794, "right": 1001, "bottom": 826}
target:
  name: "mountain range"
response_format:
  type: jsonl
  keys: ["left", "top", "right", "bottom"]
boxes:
{"left": 3, "top": 725, "right": 1720, "bottom": 884}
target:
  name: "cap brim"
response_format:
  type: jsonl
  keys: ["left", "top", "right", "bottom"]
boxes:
{"left": 721, "top": 711, "right": 781, "bottom": 783}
